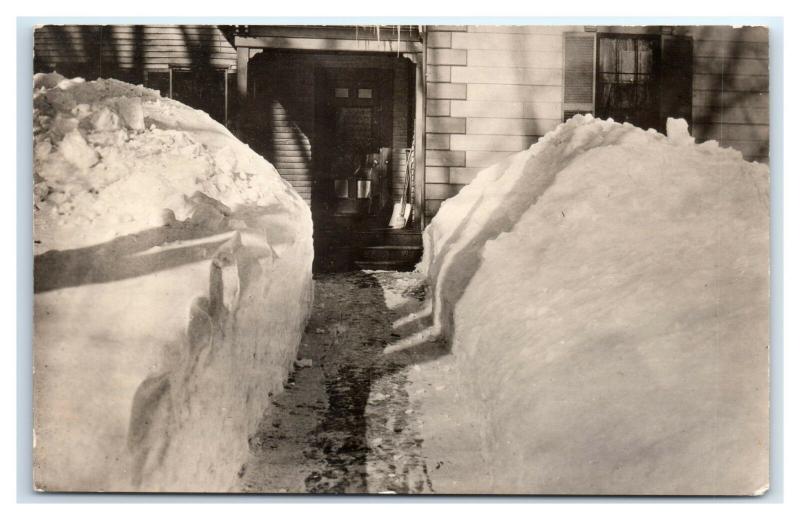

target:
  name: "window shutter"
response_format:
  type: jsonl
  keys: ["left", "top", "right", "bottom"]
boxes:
{"left": 660, "top": 35, "right": 693, "bottom": 128}
{"left": 563, "top": 32, "right": 597, "bottom": 120}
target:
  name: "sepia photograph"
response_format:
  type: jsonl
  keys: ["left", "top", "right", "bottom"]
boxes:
{"left": 29, "top": 20, "right": 772, "bottom": 495}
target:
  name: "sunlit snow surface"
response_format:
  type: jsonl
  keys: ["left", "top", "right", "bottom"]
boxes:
{"left": 421, "top": 115, "right": 769, "bottom": 494}
{"left": 33, "top": 73, "right": 313, "bottom": 492}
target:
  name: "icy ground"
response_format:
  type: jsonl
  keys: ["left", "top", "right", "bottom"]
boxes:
{"left": 241, "top": 271, "right": 445, "bottom": 493}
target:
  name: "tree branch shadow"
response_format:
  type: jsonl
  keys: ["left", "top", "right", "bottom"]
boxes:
{"left": 34, "top": 221, "right": 233, "bottom": 293}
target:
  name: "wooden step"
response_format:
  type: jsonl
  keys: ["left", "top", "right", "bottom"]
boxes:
{"left": 354, "top": 259, "right": 418, "bottom": 272}
{"left": 360, "top": 245, "right": 423, "bottom": 262}
{"left": 354, "top": 229, "right": 423, "bottom": 247}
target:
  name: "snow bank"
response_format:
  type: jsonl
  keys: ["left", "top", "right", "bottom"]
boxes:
{"left": 421, "top": 115, "right": 769, "bottom": 494}
{"left": 33, "top": 73, "right": 314, "bottom": 491}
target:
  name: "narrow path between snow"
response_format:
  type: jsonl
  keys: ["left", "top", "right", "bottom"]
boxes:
{"left": 241, "top": 271, "right": 449, "bottom": 494}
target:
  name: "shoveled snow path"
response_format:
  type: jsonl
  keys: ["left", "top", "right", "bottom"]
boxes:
{"left": 241, "top": 271, "right": 446, "bottom": 494}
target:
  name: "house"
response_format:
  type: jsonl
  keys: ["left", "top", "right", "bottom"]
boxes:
{"left": 34, "top": 24, "right": 770, "bottom": 270}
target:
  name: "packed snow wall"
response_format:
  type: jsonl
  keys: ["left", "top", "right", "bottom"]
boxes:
{"left": 32, "top": 74, "right": 314, "bottom": 491}
{"left": 420, "top": 116, "right": 769, "bottom": 494}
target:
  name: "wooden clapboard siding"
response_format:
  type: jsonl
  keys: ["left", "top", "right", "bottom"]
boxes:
{"left": 424, "top": 24, "right": 770, "bottom": 217}
{"left": 423, "top": 26, "right": 575, "bottom": 217}
{"left": 35, "top": 24, "right": 237, "bottom": 78}
{"left": 451, "top": 32, "right": 563, "bottom": 52}
{"left": 101, "top": 25, "right": 237, "bottom": 71}
{"left": 467, "top": 49, "right": 563, "bottom": 69}
{"left": 34, "top": 24, "right": 771, "bottom": 219}
{"left": 449, "top": 134, "right": 536, "bottom": 152}
{"left": 451, "top": 66, "right": 562, "bottom": 86}
{"left": 466, "top": 150, "right": 519, "bottom": 167}
{"left": 34, "top": 25, "right": 103, "bottom": 77}
{"left": 35, "top": 25, "right": 239, "bottom": 126}
{"left": 679, "top": 25, "right": 769, "bottom": 163}
{"left": 248, "top": 54, "right": 314, "bottom": 203}
{"left": 466, "top": 117, "right": 560, "bottom": 136}
{"left": 450, "top": 100, "right": 562, "bottom": 119}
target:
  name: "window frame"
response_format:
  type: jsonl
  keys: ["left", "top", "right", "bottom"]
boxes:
{"left": 144, "top": 66, "right": 236, "bottom": 127}
{"left": 594, "top": 32, "right": 664, "bottom": 131}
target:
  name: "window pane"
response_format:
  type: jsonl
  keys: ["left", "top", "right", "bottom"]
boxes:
{"left": 172, "top": 69, "right": 226, "bottom": 124}
{"left": 600, "top": 72, "right": 616, "bottom": 83}
{"left": 637, "top": 39, "right": 655, "bottom": 75}
{"left": 598, "top": 38, "right": 617, "bottom": 73}
{"left": 618, "top": 39, "right": 636, "bottom": 74}
{"left": 226, "top": 72, "right": 237, "bottom": 126}
{"left": 145, "top": 71, "right": 170, "bottom": 98}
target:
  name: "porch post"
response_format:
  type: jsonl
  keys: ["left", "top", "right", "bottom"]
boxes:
{"left": 236, "top": 46, "right": 249, "bottom": 99}
{"left": 413, "top": 30, "right": 427, "bottom": 230}
{"left": 234, "top": 46, "right": 250, "bottom": 137}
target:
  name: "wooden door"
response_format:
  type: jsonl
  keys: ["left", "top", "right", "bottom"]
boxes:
{"left": 313, "top": 66, "right": 393, "bottom": 213}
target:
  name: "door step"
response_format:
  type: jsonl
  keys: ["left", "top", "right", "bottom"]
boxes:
{"left": 360, "top": 245, "right": 423, "bottom": 262}
{"left": 355, "top": 244, "right": 422, "bottom": 271}
{"left": 314, "top": 223, "right": 424, "bottom": 272}
{"left": 354, "top": 259, "right": 419, "bottom": 271}
{"left": 354, "top": 228, "right": 423, "bottom": 247}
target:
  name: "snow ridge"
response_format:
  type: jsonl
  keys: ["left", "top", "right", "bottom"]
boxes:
{"left": 33, "top": 74, "right": 314, "bottom": 492}
{"left": 421, "top": 114, "right": 769, "bottom": 494}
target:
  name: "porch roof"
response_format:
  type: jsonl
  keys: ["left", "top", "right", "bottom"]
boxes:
{"left": 233, "top": 25, "right": 424, "bottom": 53}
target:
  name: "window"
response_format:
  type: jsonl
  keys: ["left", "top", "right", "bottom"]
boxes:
{"left": 144, "top": 68, "right": 235, "bottom": 127}
{"left": 172, "top": 69, "right": 227, "bottom": 125}
{"left": 596, "top": 35, "right": 662, "bottom": 132}
{"left": 143, "top": 70, "right": 170, "bottom": 99}
{"left": 562, "top": 32, "right": 693, "bottom": 132}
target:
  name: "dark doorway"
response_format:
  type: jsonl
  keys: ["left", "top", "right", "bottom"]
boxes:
{"left": 312, "top": 66, "right": 395, "bottom": 271}
{"left": 596, "top": 34, "right": 663, "bottom": 132}
{"left": 312, "top": 67, "right": 394, "bottom": 215}
{"left": 244, "top": 50, "right": 418, "bottom": 273}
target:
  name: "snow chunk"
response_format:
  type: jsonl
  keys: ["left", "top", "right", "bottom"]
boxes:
{"left": 59, "top": 129, "right": 99, "bottom": 169}
{"left": 90, "top": 106, "right": 120, "bottom": 132}
{"left": 116, "top": 96, "right": 145, "bottom": 131}
{"left": 666, "top": 117, "right": 695, "bottom": 146}
{"left": 34, "top": 71, "right": 66, "bottom": 90}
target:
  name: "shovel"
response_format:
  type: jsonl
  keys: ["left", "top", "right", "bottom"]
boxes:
{"left": 389, "top": 147, "right": 413, "bottom": 229}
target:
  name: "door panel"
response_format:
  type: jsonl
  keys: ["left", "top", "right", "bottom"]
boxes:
{"left": 313, "top": 66, "right": 393, "bottom": 213}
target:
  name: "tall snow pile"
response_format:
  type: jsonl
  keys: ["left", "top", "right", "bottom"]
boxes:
{"left": 421, "top": 115, "right": 769, "bottom": 494}
{"left": 33, "top": 73, "right": 314, "bottom": 491}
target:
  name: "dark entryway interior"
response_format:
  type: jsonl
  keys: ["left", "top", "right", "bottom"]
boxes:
{"left": 312, "top": 65, "right": 395, "bottom": 243}
{"left": 245, "top": 50, "right": 422, "bottom": 272}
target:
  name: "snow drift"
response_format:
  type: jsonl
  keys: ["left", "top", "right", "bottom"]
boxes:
{"left": 421, "top": 115, "right": 769, "bottom": 494}
{"left": 32, "top": 73, "right": 314, "bottom": 491}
